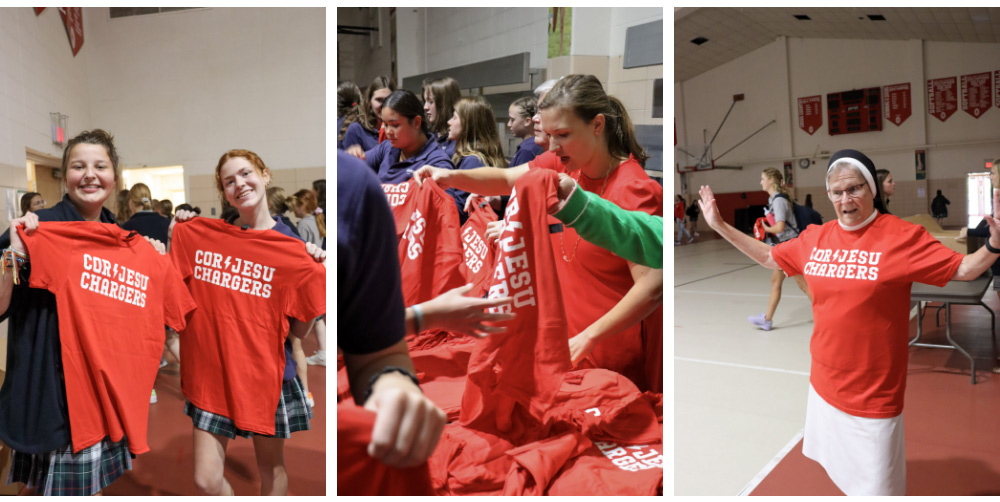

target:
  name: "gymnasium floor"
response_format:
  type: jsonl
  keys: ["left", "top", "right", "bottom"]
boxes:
{"left": 674, "top": 235, "right": 1000, "bottom": 496}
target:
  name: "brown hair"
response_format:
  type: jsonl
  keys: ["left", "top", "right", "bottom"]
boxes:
{"left": 338, "top": 81, "right": 362, "bottom": 143}
{"left": 538, "top": 74, "right": 649, "bottom": 167}
{"left": 510, "top": 95, "right": 537, "bottom": 120}
{"left": 60, "top": 129, "right": 121, "bottom": 180}
{"left": 293, "top": 189, "right": 326, "bottom": 239}
{"left": 266, "top": 186, "right": 296, "bottom": 214}
{"left": 451, "top": 96, "right": 507, "bottom": 168}
{"left": 128, "top": 183, "right": 153, "bottom": 211}
{"left": 992, "top": 158, "right": 1000, "bottom": 182}
{"left": 359, "top": 76, "right": 396, "bottom": 132}
{"left": 762, "top": 167, "right": 791, "bottom": 197}
{"left": 115, "top": 188, "right": 131, "bottom": 222}
{"left": 422, "top": 76, "right": 462, "bottom": 137}
{"left": 214, "top": 149, "right": 270, "bottom": 194}
{"left": 20, "top": 192, "right": 41, "bottom": 217}
{"left": 159, "top": 199, "right": 173, "bottom": 218}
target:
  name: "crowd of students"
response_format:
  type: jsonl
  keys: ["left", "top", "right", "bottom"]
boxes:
{"left": 337, "top": 73, "right": 664, "bottom": 495}
{"left": 0, "top": 130, "right": 327, "bottom": 496}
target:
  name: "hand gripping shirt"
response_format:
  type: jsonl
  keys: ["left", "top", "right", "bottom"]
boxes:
{"left": 337, "top": 404, "right": 435, "bottom": 495}
{"left": 171, "top": 218, "right": 326, "bottom": 434}
{"left": 460, "top": 195, "right": 498, "bottom": 298}
{"left": 530, "top": 152, "right": 664, "bottom": 392}
{"left": 770, "top": 214, "right": 963, "bottom": 418}
{"left": 19, "top": 222, "right": 196, "bottom": 454}
{"left": 395, "top": 179, "right": 467, "bottom": 308}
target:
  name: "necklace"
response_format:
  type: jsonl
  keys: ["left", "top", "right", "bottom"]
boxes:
{"left": 560, "top": 162, "right": 617, "bottom": 262}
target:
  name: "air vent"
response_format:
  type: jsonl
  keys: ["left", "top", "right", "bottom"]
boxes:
{"left": 867, "top": 14, "right": 886, "bottom": 21}
{"left": 793, "top": 14, "right": 811, "bottom": 20}
{"left": 691, "top": 36, "right": 709, "bottom": 46}
{"left": 110, "top": 7, "right": 200, "bottom": 19}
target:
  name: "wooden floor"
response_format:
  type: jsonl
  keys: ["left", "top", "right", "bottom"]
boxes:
{"left": 103, "top": 335, "right": 327, "bottom": 496}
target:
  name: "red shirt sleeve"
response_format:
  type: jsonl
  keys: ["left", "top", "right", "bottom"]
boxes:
{"left": 618, "top": 178, "right": 663, "bottom": 217}
{"left": 284, "top": 257, "right": 326, "bottom": 323}
{"left": 905, "top": 226, "right": 964, "bottom": 286}
{"left": 19, "top": 224, "right": 68, "bottom": 293}
{"left": 770, "top": 231, "right": 810, "bottom": 277}
{"left": 162, "top": 257, "right": 197, "bottom": 332}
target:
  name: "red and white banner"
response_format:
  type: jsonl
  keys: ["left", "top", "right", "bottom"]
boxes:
{"left": 58, "top": 7, "right": 84, "bottom": 56}
{"left": 34, "top": 7, "right": 46, "bottom": 15}
{"left": 797, "top": 95, "right": 822, "bottom": 135}
{"left": 927, "top": 77, "right": 957, "bottom": 122}
{"left": 882, "top": 83, "right": 911, "bottom": 126}
{"left": 961, "top": 72, "right": 991, "bottom": 119}
{"left": 994, "top": 70, "right": 1000, "bottom": 110}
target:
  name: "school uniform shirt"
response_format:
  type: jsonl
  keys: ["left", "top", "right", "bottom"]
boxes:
{"left": 337, "top": 404, "right": 435, "bottom": 496}
{"left": 120, "top": 210, "right": 170, "bottom": 244}
{"left": 19, "top": 221, "right": 196, "bottom": 454}
{"left": 394, "top": 179, "right": 467, "bottom": 309}
{"left": 341, "top": 121, "right": 380, "bottom": 153}
{"left": 437, "top": 134, "right": 456, "bottom": 157}
{"left": 770, "top": 213, "right": 963, "bottom": 418}
{"left": 510, "top": 136, "right": 544, "bottom": 167}
{"left": 460, "top": 195, "right": 498, "bottom": 298}
{"left": 0, "top": 195, "right": 117, "bottom": 454}
{"left": 529, "top": 152, "right": 664, "bottom": 392}
{"left": 336, "top": 116, "right": 344, "bottom": 150}
{"left": 452, "top": 154, "right": 489, "bottom": 224}
{"left": 338, "top": 151, "right": 406, "bottom": 357}
{"left": 171, "top": 218, "right": 325, "bottom": 435}
{"left": 365, "top": 132, "right": 456, "bottom": 186}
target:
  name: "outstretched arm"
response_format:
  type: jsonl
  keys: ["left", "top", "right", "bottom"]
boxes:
{"left": 698, "top": 185, "right": 780, "bottom": 270}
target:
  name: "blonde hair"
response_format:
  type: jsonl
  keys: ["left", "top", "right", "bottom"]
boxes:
{"left": 451, "top": 96, "right": 507, "bottom": 168}
{"left": 762, "top": 167, "right": 791, "bottom": 197}
{"left": 266, "top": 186, "right": 296, "bottom": 215}
{"left": 294, "top": 189, "right": 326, "bottom": 239}
{"left": 128, "top": 183, "right": 153, "bottom": 211}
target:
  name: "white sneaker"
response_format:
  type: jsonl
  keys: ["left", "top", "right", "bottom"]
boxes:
{"left": 306, "top": 350, "right": 326, "bottom": 367}
{"left": 150, "top": 389, "right": 158, "bottom": 404}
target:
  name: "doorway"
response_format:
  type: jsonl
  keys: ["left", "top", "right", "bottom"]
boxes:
{"left": 121, "top": 166, "right": 187, "bottom": 208}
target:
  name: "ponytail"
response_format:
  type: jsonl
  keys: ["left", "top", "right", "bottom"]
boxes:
{"left": 606, "top": 96, "right": 649, "bottom": 168}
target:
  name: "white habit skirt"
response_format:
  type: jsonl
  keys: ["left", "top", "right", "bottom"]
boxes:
{"left": 802, "top": 384, "right": 906, "bottom": 496}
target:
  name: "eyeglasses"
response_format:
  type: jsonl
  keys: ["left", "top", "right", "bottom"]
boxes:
{"left": 827, "top": 183, "right": 867, "bottom": 201}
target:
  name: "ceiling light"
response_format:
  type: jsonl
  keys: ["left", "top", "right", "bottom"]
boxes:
{"left": 867, "top": 14, "right": 886, "bottom": 21}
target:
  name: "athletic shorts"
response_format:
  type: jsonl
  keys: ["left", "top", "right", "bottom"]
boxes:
{"left": 184, "top": 376, "right": 312, "bottom": 439}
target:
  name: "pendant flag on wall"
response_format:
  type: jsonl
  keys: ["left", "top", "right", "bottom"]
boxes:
{"left": 34, "top": 7, "right": 45, "bottom": 15}
{"left": 882, "top": 83, "right": 911, "bottom": 126}
{"left": 961, "top": 72, "right": 991, "bottom": 119}
{"left": 58, "top": 7, "right": 84, "bottom": 56}
{"left": 927, "top": 77, "right": 957, "bottom": 122}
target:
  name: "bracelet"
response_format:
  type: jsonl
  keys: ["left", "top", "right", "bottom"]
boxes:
{"left": 363, "top": 366, "right": 421, "bottom": 403}
{"left": 1, "top": 248, "right": 28, "bottom": 286}
{"left": 411, "top": 304, "right": 424, "bottom": 334}
{"left": 986, "top": 240, "right": 1000, "bottom": 254}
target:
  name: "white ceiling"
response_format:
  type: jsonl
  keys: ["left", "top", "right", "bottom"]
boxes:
{"left": 674, "top": 7, "right": 1000, "bottom": 83}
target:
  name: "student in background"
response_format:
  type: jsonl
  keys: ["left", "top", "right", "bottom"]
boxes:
{"left": 19, "top": 192, "right": 45, "bottom": 216}
{"left": 507, "top": 96, "right": 544, "bottom": 167}
{"left": 447, "top": 96, "right": 507, "bottom": 222}
{"left": 876, "top": 168, "right": 894, "bottom": 214}
{"left": 422, "top": 76, "right": 462, "bottom": 157}
{"left": 343, "top": 76, "right": 396, "bottom": 155}
{"left": 159, "top": 199, "right": 174, "bottom": 219}
{"left": 115, "top": 188, "right": 131, "bottom": 224}
{"left": 337, "top": 81, "right": 362, "bottom": 150}
{"left": 121, "top": 183, "right": 170, "bottom": 245}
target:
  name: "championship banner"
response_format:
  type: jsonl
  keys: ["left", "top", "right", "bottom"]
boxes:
{"left": 34, "top": 7, "right": 45, "bottom": 15}
{"left": 58, "top": 7, "right": 84, "bottom": 56}
{"left": 882, "top": 83, "right": 911, "bottom": 126}
{"left": 961, "top": 72, "right": 991, "bottom": 119}
{"left": 797, "top": 95, "right": 822, "bottom": 135}
{"left": 927, "top": 77, "right": 957, "bottom": 122}
{"left": 995, "top": 70, "right": 1000, "bottom": 111}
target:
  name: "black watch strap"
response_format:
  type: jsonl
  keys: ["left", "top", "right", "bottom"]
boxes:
{"left": 363, "top": 366, "right": 421, "bottom": 403}
{"left": 986, "top": 240, "right": 1000, "bottom": 254}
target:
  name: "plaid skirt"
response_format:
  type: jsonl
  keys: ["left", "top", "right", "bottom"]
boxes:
{"left": 184, "top": 376, "right": 312, "bottom": 439}
{"left": 6, "top": 436, "right": 133, "bottom": 496}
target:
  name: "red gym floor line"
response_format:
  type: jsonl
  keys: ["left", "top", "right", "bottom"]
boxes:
{"left": 103, "top": 336, "right": 326, "bottom": 496}
{"left": 749, "top": 296, "right": 1000, "bottom": 496}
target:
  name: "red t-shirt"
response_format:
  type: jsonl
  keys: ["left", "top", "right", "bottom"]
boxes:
{"left": 382, "top": 179, "right": 420, "bottom": 241}
{"left": 460, "top": 195, "right": 498, "bottom": 298}
{"left": 394, "top": 179, "right": 467, "bottom": 308}
{"left": 530, "top": 152, "right": 664, "bottom": 391}
{"left": 337, "top": 404, "right": 435, "bottom": 495}
{"left": 771, "top": 214, "right": 963, "bottom": 418}
{"left": 461, "top": 168, "right": 571, "bottom": 433}
{"left": 20, "top": 221, "right": 196, "bottom": 454}
{"left": 674, "top": 200, "right": 684, "bottom": 219}
{"left": 171, "top": 218, "right": 325, "bottom": 434}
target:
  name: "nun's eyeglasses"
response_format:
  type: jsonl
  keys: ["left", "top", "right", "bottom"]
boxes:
{"left": 827, "top": 183, "right": 867, "bottom": 201}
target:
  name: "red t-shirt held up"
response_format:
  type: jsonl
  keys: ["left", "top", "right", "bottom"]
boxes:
{"left": 171, "top": 218, "right": 325, "bottom": 434}
{"left": 460, "top": 195, "right": 498, "bottom": 298}
{"left": 771, "top": 214, "right": 963, "bottom": 418}
{"left": 20, "top": 222, "right": 196, "bottom": 454}
{"left": 337, "top": 404, "right": 435, "bottom": 495}
{"left": 381, "top": 178, "right": 420, "bottom": 241}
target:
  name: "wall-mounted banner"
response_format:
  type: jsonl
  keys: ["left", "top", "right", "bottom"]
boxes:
{"left": 961, "top": 72, "right": 992, "bottom": 119}
{"left": 34, "top": 7, "right": 45, "bottom": 15}
{"left": 994, "top": 70, "right": 999, "bottom": 110}
{"left": 927, "top": 77, "right": 957, "bottom": 122}
{"left": 783, "top": 161, "right": 793, "bottom": 188}
{"left": 797, "top": 95, "right": 822, "bottom": 135}
{"left": 882, "top": 83, "right": 911, "bottom": 126}
{"left": 58, "top": 7, "right": 84, "bottom": 56}
{"left": 915, "top": 149, "right": 926, "bottom": 181}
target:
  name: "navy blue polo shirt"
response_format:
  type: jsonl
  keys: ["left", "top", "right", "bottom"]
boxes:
{"left": 452, "top": 154, "right": 488, "bottom": 224}
{"left": 365, "top": 132, "right": 456, "bottom": 185}
{"left": 436, "top": 133, "right": 456, "bottom": 158}
{"left": 336, "top": 117, "right": 345, "bottom": 150}
{"left": 121, "top": 210, "right": 170, "bottom": 244}
{"left": 337, "top": 151, "right": 406, "bottom": 356}
{"left": 510, "top": 136, "right": 544, "bottom": 167}
{"left": 342, "top": 121, "right": 379, "bottom": 152}
{"left": 223, "top": 213, "right": 303, "bottom": 382}
{"left": 0, "top": 195, "right": 117, "bottom": 454}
